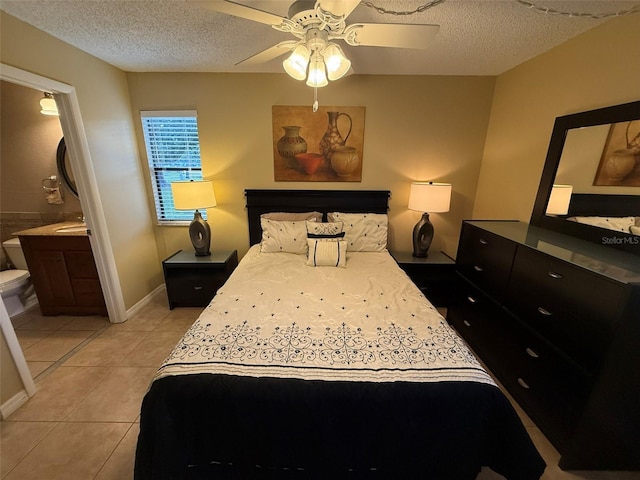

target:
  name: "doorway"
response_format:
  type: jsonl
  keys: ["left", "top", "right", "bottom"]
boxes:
{"left": 0, "top": 63, "right": 126, "bottom": 323}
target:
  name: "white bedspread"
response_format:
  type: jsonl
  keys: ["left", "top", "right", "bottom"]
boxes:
{"left": 156, "top": 246, "right": 495, "bottom": 386}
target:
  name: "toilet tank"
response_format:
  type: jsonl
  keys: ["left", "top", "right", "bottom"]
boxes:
{"left": 2, "top": 238, "right": 28, "bottom": 270}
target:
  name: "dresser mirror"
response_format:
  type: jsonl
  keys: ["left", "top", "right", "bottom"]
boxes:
{"left": 530, "top": 100, "right": 640, "bottom": 255}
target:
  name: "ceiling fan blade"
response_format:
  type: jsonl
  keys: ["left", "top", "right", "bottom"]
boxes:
{"left": 236, "top": 41, "right": 298, "bottom": 66}
{"left": 315, "top": 0, "right": 361, "bottom": 19}
{"left": 345, "top": 23, "right": 440, "bottom": 49}
{"left": 193, "top": 0, "right": 285, "bottom": 26}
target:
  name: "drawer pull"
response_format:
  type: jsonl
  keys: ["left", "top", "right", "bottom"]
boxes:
{"left": 473, "top": 265, "right": 484, "bottom": 272}
{"left": 463, "top": 320, "right": 471, "bottom": 327}
{"left": 479, "top": 238, "right": 488, "bottom": 245}
{"left": 517, "top": 378, "right": 530, "bottom": 389}
{"left": 466, "top": 296, "right": 477, "bottom": 304}
{"left": 193, "top": 286, "right": 203, "bottom": 291}
{"left": 548, "top": 271, "right": 564, "bottom": 279}
{"left": 537, "top": 306, "right": 552, "bottom": 316}
{"left": 525, "top": 347, "right": 539, "bottom": 358}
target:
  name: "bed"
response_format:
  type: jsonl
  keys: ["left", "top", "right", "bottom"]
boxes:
{"left": 135, "top": 190, "right": 545, "bottom": 479}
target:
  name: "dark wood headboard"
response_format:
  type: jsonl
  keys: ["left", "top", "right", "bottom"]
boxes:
{"left": 245, "top": 189, "right": 391, "bottom": 246}
{"left": 567, "top": 193, "right": 640, "bottom": 217}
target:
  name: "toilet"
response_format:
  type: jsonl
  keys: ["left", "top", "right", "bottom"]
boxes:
{"left": 1, "top": 238, "right": 38, "bottom": 317}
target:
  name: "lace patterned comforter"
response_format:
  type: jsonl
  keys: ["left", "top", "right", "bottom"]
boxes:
{"left": 156, "top": 245, "right": 494, "bottom": 386}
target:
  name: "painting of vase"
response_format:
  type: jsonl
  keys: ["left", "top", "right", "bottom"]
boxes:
{"left": 593, "top": 120, "right": 640, "bottom": 187}
{"left": 272, "top": 105, "right": 365, "bottom": 182}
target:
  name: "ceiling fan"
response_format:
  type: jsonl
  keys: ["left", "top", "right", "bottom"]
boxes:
{"left": 195, "top": 0, "right": 440, "bottom": 87}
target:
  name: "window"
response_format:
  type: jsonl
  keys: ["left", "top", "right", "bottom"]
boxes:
{"left": 140, "top": 110, "right": 205, "bottom": 223}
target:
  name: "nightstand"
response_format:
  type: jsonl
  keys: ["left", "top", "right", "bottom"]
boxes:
{"left": 163, "top": 250, "right": 239, "bottom": 309}
{"left": 391, "top": 250, "right": 456, "bottom": 307}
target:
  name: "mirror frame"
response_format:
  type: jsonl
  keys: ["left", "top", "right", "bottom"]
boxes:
{"left": 56, "top": 137, "right": 79, "bottom": 199}
{"left": 530, "top": 100, "right": 640, "bottom": 255}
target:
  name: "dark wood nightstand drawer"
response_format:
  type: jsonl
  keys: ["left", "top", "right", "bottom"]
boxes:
{"left": 163, "top": 250, "right": 238, "bottom": 309}
{"left": 456, "top": 223, "right": 517, "bottom": 300}
{"left": 391, "top": 251, "right": 456, "bottom": 307}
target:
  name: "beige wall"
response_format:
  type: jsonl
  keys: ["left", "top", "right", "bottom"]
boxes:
{"left": 127, "top": 73, "right": 496, "bottom": 259}
{"left": 1, "top": 12, "right": 162, "bottom": 309}
{"left": 474, "top": 14, "right": 640, "bottom": 222}
{"left": 0, "top": 81, "right": 81, "bottom": 214}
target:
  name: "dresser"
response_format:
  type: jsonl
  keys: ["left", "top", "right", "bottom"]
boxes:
{"left": 448, "top": 220, "right": 640, "bottom": 470}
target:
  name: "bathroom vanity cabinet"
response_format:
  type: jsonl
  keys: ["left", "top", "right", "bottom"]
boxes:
{"left": 18, "top": 233, "right": 107, "bottom": 316}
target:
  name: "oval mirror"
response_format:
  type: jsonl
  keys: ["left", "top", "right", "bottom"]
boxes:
{"left": 56, "top": 137, "right": 79, "bottom": 198}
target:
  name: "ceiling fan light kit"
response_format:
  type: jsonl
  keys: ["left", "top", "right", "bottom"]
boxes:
{"left": 203, "top": 0, "right": 440, "bottom": 106}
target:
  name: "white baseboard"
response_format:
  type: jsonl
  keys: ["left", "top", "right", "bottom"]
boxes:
{"left": 125, "top": 284, "right": 166, "bottom": 319}
{"left": 0, "top": 390, "right": 30, "bottom": 420}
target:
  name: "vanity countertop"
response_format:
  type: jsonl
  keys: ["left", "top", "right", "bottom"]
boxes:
{"left": 14, "top": 221, "right": 88, "bottom": 237}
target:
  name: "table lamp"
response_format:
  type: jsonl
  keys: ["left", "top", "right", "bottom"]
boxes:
{"left": 408, "top": 182, "right": 452, "bottom": 257}
{"left": 546, "top": 184, "right": 573, "bottom": 215}
{"left": 171, "top": 180, "right": 217, "bottom": 256}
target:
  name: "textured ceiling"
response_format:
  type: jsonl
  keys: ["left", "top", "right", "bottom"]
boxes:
{"left": 1, "top": 0, "right": 637, "bottom": 75}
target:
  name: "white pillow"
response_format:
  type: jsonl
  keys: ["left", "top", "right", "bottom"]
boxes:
{"left": 260, "top": 211, "right": 322, "bottom": 222}
{"left": 306, "top": 221, "right": 344, "bottom": 238}
{"left": 327, "top": 212, "right": 388, "bottom": 252}
{"left": 260, "top": 218, "right": 308, "bottom": 254}
{"left": 306, "top": 239, "right": 347, "bottom": 267}
{"left": 570, "top": 216, "right": 636, "bottom": 233}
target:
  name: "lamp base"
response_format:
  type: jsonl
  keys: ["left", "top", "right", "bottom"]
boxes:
{"left": 189, "top": 210, "right": 211, "bottom": 256}
{"left": 412, "top": 212, "right": 434, "bottom": 258}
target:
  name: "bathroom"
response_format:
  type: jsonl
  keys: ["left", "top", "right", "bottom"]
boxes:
{"left": 0, "top": 80, "right": 84, "bottom": 317}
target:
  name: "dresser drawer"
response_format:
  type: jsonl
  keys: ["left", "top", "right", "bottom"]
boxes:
{"left": 456, "top": 223, "right": 517, "bottom": 300}
{"left": 507, "top": 247, "right": 627, "bottom": 372}
{"left": 500, "top": 321, "right": 592, "bottom": 449}
{"left": 447, "top": 283, "right": 512, "bottom": 368}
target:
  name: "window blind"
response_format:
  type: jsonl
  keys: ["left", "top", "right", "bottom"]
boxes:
{"left": 140, "top": 111, "right": 205, "bottom": 223}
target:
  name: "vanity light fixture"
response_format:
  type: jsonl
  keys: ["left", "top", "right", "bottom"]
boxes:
{"left": 408, "top": 182, "right": 452, "bottom": 257}
{"left": 40, "top": 92, "right": 59, "bottom": 116}
{"left": 171, "top": 180, "right": 217, "bottom": 256}
{"left": 546, "top": 184, "right": 573, "bottom": 215}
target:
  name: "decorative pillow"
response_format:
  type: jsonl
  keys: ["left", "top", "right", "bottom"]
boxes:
{"left": 260, "top": 218, "right": 308, "bottom": 254}
{"left": 306, "top": 221, "right": 345, "bottom": 239}
{"left": 630, "top": 225, "right": 640, "bottom": 235}
{"left": 569, "top": 216, "right": 636, "bottom": 233}
{"left": 327, "top": 212, "right": 388, "bottom": 252}
{"left": 261, "top": 211, "right": 322, "bottom": 222}
{"left": 306, "top": 239, "right": 347, "bottom": 267}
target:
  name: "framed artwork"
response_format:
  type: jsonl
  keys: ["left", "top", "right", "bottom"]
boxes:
{"left": 272, "top": 105, "right": 365, "bottom": 182}
{"left": 593, "top": 120, "right": 640, "bottom": 186}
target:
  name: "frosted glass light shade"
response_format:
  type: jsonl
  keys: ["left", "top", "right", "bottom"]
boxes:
{"left": 171, "top": 180, "right": 217, "bottom": 210}
{"left": 324, "top": 43, "right": 351, "bottom": 81}
{"left": 408, "top": 182, "right": 452, "bottom": 213}
{"left": 40, "top": 93, "right": 59, "bottom": 116}
{"left": 546, "top": 184, "right": 573, "bottom": 215}
{"left": 306, "top": 53, "right": 328, "bottom": 87}
{"left": 283, "top": 45, "right": 310, "bottom": 81}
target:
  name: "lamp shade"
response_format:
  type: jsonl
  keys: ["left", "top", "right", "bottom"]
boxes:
{"left": 306, "top": 52, "right": 328, "bottom": 88}
{"left": 324, "top": 43, "right": 351, "bottom": 81}
{"left": 171, "top": 180, "right": 217, "bottom": 210}
{"left": 546, "top": 184, "right": 573, "bottom": 215}
{"left": 40, "top": 93, "right": 59, "bottom": 116}
{"left": 283, "top": 44, "right": 310, "bottom": 81}
{"left": 408, "top": 182, "right": 452, "bottom": 213}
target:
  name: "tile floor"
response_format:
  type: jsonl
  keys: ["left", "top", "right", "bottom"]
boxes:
{"left": 1, "top": 295, "right": 638, "bottom": 479}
